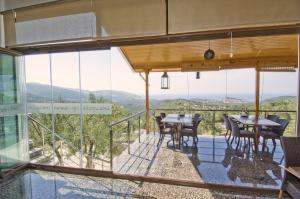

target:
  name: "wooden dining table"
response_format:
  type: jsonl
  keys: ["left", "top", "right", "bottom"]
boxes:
{"left": 161, "top": 114, "right": 193, "bottom": 148}
{"left": 230, "top": 115, "right": 281, "bottom": 152}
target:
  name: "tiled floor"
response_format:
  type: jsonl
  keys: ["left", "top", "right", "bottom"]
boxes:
{"left": 114, "top": 133, "right": 284, "bottom": 189}
{"left": 0, "top": 170, "right": 281, "bottom": 199}
{"left": 0, "top": 133, "right": 286, "bottom": 199}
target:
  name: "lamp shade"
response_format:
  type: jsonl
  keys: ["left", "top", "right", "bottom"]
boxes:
{"left": 161, "top": 72, "right": 170, "bottom": 89}
{"left": 196, "top": 72, "right": 200, "bottom": 79}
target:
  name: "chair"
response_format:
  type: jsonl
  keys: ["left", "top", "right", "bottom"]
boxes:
{"left": 228, "top": 117, "right": 256, "bottom": 150}
{"left": 279, "top": 137, "right": 300, "bottom": 199}
{"left": 224, "top": 115, "right": 245, "bottom": 143}
{"left": 267, "top": 114, "right": 280, "bottom": 122}
{"left": 183, "top": 113, "right": 201, "bottom": 129}
{"left": 180, "top": 117, "right": 201, "bottom": 147}
{"left": 223, "top": 114, "right": 232, "bottom": 141}
{"left": 155, "top": 116, "right": 175, "bottom": 148}
{"left": 194, "top": 113, "right": 201, "bottom": 119}
{"left": 262, "top": 114, "right": 280, "bottom": 131}
{"left": 261, "top": 119, "right": 289, "bottom": 152}
{"left": 160, "top": 113, "right": 166, "bottom": 118}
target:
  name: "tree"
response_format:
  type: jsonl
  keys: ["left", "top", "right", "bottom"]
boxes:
{"left": 28, "top": 93, "right": 127, "bottom": 168}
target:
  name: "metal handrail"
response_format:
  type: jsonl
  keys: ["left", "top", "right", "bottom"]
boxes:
{"left": 109, "top": 110, "right": 149, "bottom": 171}
{"left": 109, "top": 110, "right": 146, "bottom": 127}
{"left": 151, "top": 108, "right": 296, "bottom": 113}
{"left": 28, "top": 115, "right": 110, "bottom": 164}
{"left": 28, "top": 115, "right": 79, "bottom": 152}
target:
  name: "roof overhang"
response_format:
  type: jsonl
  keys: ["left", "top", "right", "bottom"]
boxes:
{"left": 121, "top": 34, "right": 298, "bottom": 73}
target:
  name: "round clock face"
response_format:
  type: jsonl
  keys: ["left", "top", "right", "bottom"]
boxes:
{"left": 204, "top": 49, "right": 215, "bottom": 60}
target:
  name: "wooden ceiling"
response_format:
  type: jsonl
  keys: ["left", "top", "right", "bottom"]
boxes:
{"left": 121, "top": 34, "right": 298, "bottom": 72}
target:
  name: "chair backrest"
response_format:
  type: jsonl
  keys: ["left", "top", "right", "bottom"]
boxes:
{"left": 155, "top": 116, "right": 164, "bottom": 132}
{"left": 192, "top": 117, "right": 202, "bottom": 135}
{"left": 160, "top": 113, "right": 166, "bottom": 118}
{"left": 223, "top": 114, "right": 231, "bottom": 131}
{"left": 194, "top": 113, "right": 200, "bottom": 119}
{"left": 228, "top": 117, "right": 240, "bottom": 137}
{"left": 193, "top": 113, "right": 201, "bottom": 123}
{"left": 273, "top": 119, "right": 289, "bottom": 136}
{"left": 267, "top": 114, "right": 279, "bottom": 122}
{"left": 281, "top": 136, "right": 300, "bottom": 167}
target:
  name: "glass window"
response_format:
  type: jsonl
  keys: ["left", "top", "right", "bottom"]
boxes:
{"left": 0, "top": 53, "right": 26, "bottom": 169}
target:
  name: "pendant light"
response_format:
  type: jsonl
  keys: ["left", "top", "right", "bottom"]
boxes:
{"left": 204, "top": 40, "right": 215, "bottom": 60}
{"left": 196, "top": 72, "right": 200, "bottom": 79}
{"left": 161, "top": 72, "right": 170, "bottom": 89}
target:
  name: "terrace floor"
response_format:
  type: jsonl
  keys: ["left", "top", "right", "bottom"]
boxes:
{"left": 114, "top": 132, "right": 284, "bottom": 190}
{"left": 0, "top": 133, "right": 288, "bottom": 199}
{"left": 0, "top": 170, "right": 281, "bottom": 199}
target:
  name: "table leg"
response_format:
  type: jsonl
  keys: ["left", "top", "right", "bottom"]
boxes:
{"left": 253, "top": 125, "right": 260, "bottom": 153}
{"left": 177, "top": 124, "right": 182, "bottom": 149}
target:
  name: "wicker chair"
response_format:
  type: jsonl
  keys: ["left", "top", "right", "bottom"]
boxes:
{"left": 262, "top": 114, "right": 280, "bottom": 131}
{"left": 229, "top": 117, "right": 256, "bottom": 150}
{"left": 155, "top": 116, "right": 175, "bottom": 148}
{"left": 267, "top": 114, "right": 280, "bottom": 122}
{"left": 160, "top": 112, "right": 166, "bottom": 118}
{"left": 279, "top": 137, "right": 300, "bottom": 199}
{"left": 180, "top": 117, "right": 202, "bottom": 147}
{"left": 183, "top": 113, "right": 201, "bottom": 129}
{"left": 224, "top": 114, "right": 245, "bottom": 143}
{"left": 223, "top": 114, "right": 232, "bottom": 141}
{"left": 261, "top": 119, "right": 289, "bottom": 152}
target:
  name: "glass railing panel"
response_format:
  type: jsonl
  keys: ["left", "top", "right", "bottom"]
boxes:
{"left": 51, "top": 52, "right": 81, "bottom": 168}
{"left": 0, "top": 53, "right": 27, "bottom": 171}
{"left": 26, "top": 54, "right": 54, "bottom": 165}
{"left": 80, "top": 50, "right": 112, "bottom": 170}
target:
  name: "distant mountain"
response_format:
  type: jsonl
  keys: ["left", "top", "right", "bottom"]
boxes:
{"left": 26, "top": 83, "right": 146, "bottom": 112}
{"left": 261, "top": 95, "right": 296, "bottom": 103}
{"left": 27, "top": 83, "right": 82, "bottom": 102}
{"left": 26, "top": 83, "right": 296, "bottom": 113}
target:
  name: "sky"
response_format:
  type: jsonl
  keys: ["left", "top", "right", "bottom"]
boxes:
{"left": 25, "top": 47, "right": 298, "bottom": 98}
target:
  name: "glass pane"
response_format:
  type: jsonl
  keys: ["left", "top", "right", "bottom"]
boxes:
{"left": 80, "top": 50, "right": 112, "bottom": 170}
{"left": 51, "top": 52, "right": 81, "bottom": 168}
{"left": 260, "top": 71, "right": 298, "bottom": 136}
{"left": 25, "top": 54, "right": 54, "bottom": 165}
{"left": 0, "top": 53, "right": 27, "bottom": 170}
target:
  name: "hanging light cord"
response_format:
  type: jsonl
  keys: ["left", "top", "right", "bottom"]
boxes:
{"left": 230, "top": 32, "right": 233, "bottom": 58}
{"left": 260, "top": 73, "right": 264, "bottom": 102}
{"left": 225, "top": 70, "right": 228, "bottom": 101}
{"left": 186, "top": 72, "right": 191, "bottom": 111}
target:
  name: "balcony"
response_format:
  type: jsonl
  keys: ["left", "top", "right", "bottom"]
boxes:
{"left": 1, "top": 108, "right": 288, "bottom": 198}
{"left": 111, "top": 109, "right": 291, "bottom": 189}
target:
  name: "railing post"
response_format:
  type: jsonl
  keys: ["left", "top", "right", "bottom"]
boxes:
{"left": 212, "top": 110, "right": 216, "bottom": 162}
{"left": 264, "top": 111, "right": 267, "bottom": 118}
{"left": 138, "top": 114, "right": 141, "bottom": 143}
{"left": 109, "top": 127, "right": 113, "bottom": 171}
{"left": 212, "top": 110, "right": 216, "bottom": 136}
{"left": 153, "top": 111, "right": 155, "bottom": 135}
{"left": 60, "top": 141, "right": 63, "bottom": 157}
{"left": 42, "top": 130, "right": 45, "bottom": 155}
{"left": 127, "top": 120, "right": 130, "bottom": 154}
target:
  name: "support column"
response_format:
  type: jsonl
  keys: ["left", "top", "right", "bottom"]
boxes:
{"left": 297, "top": 35, "right": 300, "bottom": 137}
{"left": 255, "top": 68, "right": 260, "bottom": 119}
{"left": 145, "top": 70, "right": 150, "bottom": 134}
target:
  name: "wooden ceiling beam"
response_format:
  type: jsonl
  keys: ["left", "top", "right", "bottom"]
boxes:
{"left": 133, "top": 56, "right": 298, "bottom": 72}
